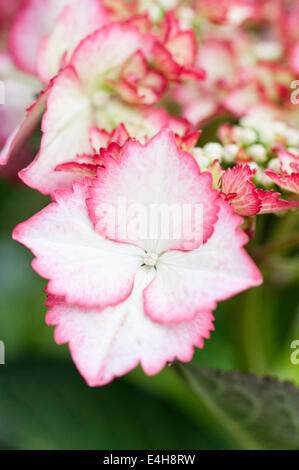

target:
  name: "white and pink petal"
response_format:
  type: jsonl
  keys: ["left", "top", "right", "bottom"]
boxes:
{"left": 70, "top": 23, "right": 153, "bottom": 93}
{"left": 264, "top": 170, "right": 299, "bottom": 195}
{"left": 256, "top": 189, "right": 299, "bottom": 214}
{"left": 143, "top": 199, "right": 262, "bottom": 324}
{"left": 37, "top": 0, "right": 108, "bottom": 83}
{"left": 19, "top": 66, "right": 93, "bottom": 194}
{"left": 87, "top": 129, "right": 219, "bottom": 253}
{"left": 46, "top": 269, "right": 214, "bottom": 386}
{"left": 278, "top": 150, "right": 299, "bottom": 175}
{"left": 221, "top": 165, "right": 261, "bottom": 216}
{"left": 9, "top": 0, "right": 75, "bottom": 74}
{"left": 13, "top": 181, "right": 143, "bottom": 309}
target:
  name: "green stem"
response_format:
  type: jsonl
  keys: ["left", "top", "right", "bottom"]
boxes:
{"left": 238, "top": 287, "right": 270, "bottom": 374}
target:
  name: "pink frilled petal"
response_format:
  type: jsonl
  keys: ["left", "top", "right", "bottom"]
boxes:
{"left": 161, "top": 14, "right": 206, "bottom": 82}
{"left": 153, "top": 39, "right": 205, "bottom": 83}
{"left": 256, "top": 189, "right": 299, "bottom": 214}
{"left": 166, "top": 31, "right": 197, "bottom": 67}
{"left": 37, "top": 0, "right": 108, "bottom": 84}
{"left": 120, "top": 49, "right": 148, "bottom": 79}
{"left": 87, "top": 129, "right": 219, "bottom": 253}
{"left": 116, "top": 76, "right": 160, "bottom": 105}
{"left": 154, "top": 13, "right": 200, "bottom": 82}
{"left": 179, "top": 66, "right": 207, "bottom": 81}
{"left": 89, "top": 123, "right": 129, "bottom": 154}
{"left": 175, "top": 130, "right": 202, "bottom": 152}
{"left": 109, "top": 123, "right": 130, "bottom": 146}
{"left": 70, "top": 23, "right": 153, "bottom": 91}
{"left": 8, "top": 0, "right": 74, "bottom": 74}
{"left": 89, "top": 127, "right": 110, "bottom": 153}
{"left": 0, "top": 52, "right": 43, "bottom": 165}
{"left": 19, "top": 66, "right": 93, "bottom": 194}
{"left": 119, "top": 50, "right": 166, "bottom": 98}
{"left": 289, "top": 41, "right": 299, "bottom": 75}
{"left": 55, "top": 147, "right": 105, "bottom": 177}
{"left": 55, "top": 161, "right": 99, "bottom": 177}
{"left": 162, "top": 10, "right": 180, "bottom": 43}
{"left": 278, "top": 149, "right": 299, "bottom": 174}
{"left": 146, "top": 108, "right": 190, "bottom": 137}
{"left": 143, "top": 199, "right": 262, "bottom": 324}
{"left": 153, "top": 42, "right": 181, "bottom": 81}
{"left": 221, "top": 165, "right": 261, "bottom": 216}
{"left": 116, "top": 56, "right": 167, "bottom": 104}
{"left": 140, "top": 69, "right": 166, "bottom": 97}
{"left": 46, "top": 269, "right": 214, "bottom": 386}
{"left": 264, "top": 170, "right": 299, "bottom": 195}
{"left": 13, "top": 181, "right": 143, "bottom": 309}
{"left": 56, "top": 124, "right": 128, "bottom": 177}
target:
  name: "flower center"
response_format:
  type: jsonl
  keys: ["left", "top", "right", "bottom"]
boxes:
{"left": 143, "top": 252, "right": 159, "bottom": 267}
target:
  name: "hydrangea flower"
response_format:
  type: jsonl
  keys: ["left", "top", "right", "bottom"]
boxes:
{"left": 1, "top": 20, "right": 190, "bottom": 193}
{"left": 2, "top": 0, "right": 298, "bottom": 389}
{"left": 13, "top": 130, "right": 262, "bottom": 385}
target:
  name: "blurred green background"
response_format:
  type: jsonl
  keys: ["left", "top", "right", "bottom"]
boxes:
{"left": 0, "top": 168, "right": 298, "bottom": 450}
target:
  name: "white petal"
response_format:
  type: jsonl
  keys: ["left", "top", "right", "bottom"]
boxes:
{"left": 46, "top": 268, "right": 214, "bottom": 386}
{"left": 143, "top": 199, "right": 262, "bottom": 323}
{"left": 37, "top": 0, "right": 108, "bottom": 83}
{"left": 13, "top": 181, "right": 143, "bottom": 309}
{"left": 20, "top": 66, "right": 93, "bottom": 194}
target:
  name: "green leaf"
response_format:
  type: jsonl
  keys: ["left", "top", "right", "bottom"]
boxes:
{"left": 177, "top": 364, "right": 299, "bottom": 450}
{"left": 0, "top": 359, "right": 227, "bottom": 450}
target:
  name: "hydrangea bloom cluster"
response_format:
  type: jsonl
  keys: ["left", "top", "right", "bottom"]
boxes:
{"left": 0, "top": 0, "right": 298, "bottom": 385}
